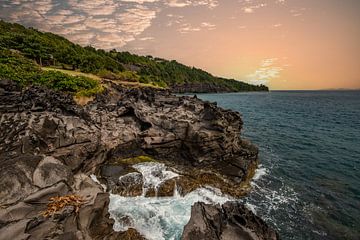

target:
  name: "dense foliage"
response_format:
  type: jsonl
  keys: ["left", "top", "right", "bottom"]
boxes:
{"left": 0, "top": 50, "right": 102, "bottom": 96}
{"left": 0, "top": 20, "right": 268, "bottom": 92}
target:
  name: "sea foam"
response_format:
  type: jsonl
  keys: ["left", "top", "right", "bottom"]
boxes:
{"left": 108, "top": 162, "right": 231, "bottom": 240}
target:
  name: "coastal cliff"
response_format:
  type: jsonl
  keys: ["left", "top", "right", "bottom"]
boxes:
{"left": 0, "top": 79, "right": 277, "bottom": 239}
{"left": 171, "top": 82, "right": 235, "bottom": 93}
{"left": 171, "top": 82, "right": 268, "bottom": 93}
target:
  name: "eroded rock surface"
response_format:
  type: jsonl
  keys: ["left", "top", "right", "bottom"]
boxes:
{"left": 182, "top": 202, "right": 279, "bottom": 240}
{"left": 0, "top": 79, "right": 262, "bottom": 239}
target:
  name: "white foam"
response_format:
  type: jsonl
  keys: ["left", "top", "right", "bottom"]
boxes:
{"left": 90, "top": 174, "right": 107, "bottom": 191}
{"left": 132, "top": 162, "right": 179, "bottom": 196}
{"left": 245, "top": 203, "right": 257, "bottom": 214}
{"left": 252, "top": 165, "right": 268, "bottom": 181}
{"left": 109, "top": 187, "right": 231, "bottom": 240}
{"left": 109, "top": 163, "right": 231, "bottom": 240}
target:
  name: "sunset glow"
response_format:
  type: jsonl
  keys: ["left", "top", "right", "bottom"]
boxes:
{"left": 1, "top": 0, "right": 359, "bottom": 90}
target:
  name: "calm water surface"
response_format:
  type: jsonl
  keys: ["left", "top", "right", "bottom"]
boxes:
{"left": 195, "top": 91, "right": 360, "bottom": 240}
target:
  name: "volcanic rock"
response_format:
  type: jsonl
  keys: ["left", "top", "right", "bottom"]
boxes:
{"left": 0, "top": 79, "right": 262, "bottom": 239}
{"left": 182, "top": 201, "right": 279, "bottom": 240}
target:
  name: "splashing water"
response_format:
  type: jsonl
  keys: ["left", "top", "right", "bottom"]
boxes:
{"left": 132, "top": 162, "right": 179, "bottom": 196}
{"left": 252, "top": 164, "right": 268, "bottom": 181}
{"left": 108, "top": 162, "right": 232, "bottom": 240}
{"left": 90, "top": 174, "right": 107, "bottom": 191}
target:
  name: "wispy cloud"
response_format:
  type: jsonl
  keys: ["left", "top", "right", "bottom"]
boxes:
{"left": 246, "top": 58, "right": 284, "bottom": 85}
{"left": 290, "top": 8, "right": 307, "bottom": 17}
{"left": 177, "top": 21, "right": 216, "bottom": 34}
{"left": 178, "top": 23, "right": 201, "bottom": 33}
{"left": 0, "top": 0, "right": 292, "bottom": 50}
{"left": 201, "top": 22, "right": 216, "bottom": 30}
{"left": 272, "top": 23, "right": 283, "bottom": 28}
{"left": 239, "top": 0, "right": 288, "bottom": 14}
{"left": 0, "top": 0, "right": 221, "bottom": 49}
{"left": 165, "top": 0, "right": 218, "bottom": 9}
{"left": 241, "top": 2, "right": 267, "bottom": 14}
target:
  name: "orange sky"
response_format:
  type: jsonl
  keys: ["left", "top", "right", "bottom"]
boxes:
{"left": 1, "top": 0, "right": 360, "bottom": 90}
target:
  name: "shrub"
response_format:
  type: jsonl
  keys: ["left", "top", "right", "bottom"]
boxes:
{"left": 0, "top": 50, "right": 102, "bottom": 96}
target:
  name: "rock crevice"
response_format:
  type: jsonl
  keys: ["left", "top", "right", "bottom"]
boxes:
{"left": 0, "top": 80, "right": 274, "bottom": 239}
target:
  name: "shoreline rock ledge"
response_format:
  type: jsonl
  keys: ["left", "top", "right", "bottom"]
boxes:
{"left": 182, "top": 202, "right": 279, "bottom": 240}
{"left": 0, "top": 79, "right": 278, "bottom": 239}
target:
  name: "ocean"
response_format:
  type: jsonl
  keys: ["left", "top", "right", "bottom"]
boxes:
{"left": 195, "top": 90, "right": 360, "bottom": 240}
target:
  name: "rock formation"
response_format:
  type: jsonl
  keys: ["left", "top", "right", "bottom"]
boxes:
{"left": 0, "top": 79, "right": 275, "bottom": 239}
{"left": 182, "top": 202, "right": 279, "bottom": 240}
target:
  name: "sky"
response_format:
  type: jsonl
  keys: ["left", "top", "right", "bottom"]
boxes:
{"left": 0, "top": 0, "right": 359, "bottom": 90}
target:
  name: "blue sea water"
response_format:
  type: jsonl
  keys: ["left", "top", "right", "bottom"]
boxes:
{"left": 195, "top": 91, "right": 360, "bottom": 240}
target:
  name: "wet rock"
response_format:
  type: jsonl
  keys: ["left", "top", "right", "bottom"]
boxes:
{"left": 114, "top": 172, "right": 143, "bottom": 196}
{"left": 117, "top": 228, "right": 146, "bottom": 240}
{"left": 0, "top": 79, "right": 260, "bottom": 239}
{"left": 182, "top": 201, "right": 279, "bottom": 240}
{"left": 157, "top": 179, "right": 177, "bottom": 197}
{"left": 157, "top": 169, "right": 251, "bottom": 199}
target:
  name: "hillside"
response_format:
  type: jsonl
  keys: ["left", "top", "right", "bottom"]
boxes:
{"left": 0, "top": 20, "right": 268, "bottom": 93}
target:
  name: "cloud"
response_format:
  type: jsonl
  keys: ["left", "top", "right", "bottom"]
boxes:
{"left": 166, "top": 0, "right": 191, "bottom": 8}
{"left": 201, "top": 22, "right": 216, "bottom": 30}
{"left": 177, "top": 21, "right": 216, "bottom": 33}
{"left": 165, "top": 14, "right": 184, "bottom": 27}
{"left": 138, "top": 36, "right": 155, "bottom": 41}
{"left": 67, "top": 0, "right": 118, "bottom": 16}
{"left": 121, "top": 0, "right": 160, "bottom": 3}
{"left": 165, "top": 0, "right": 218, "bottom": 9}
{"left": 117, "top": 6, "right": 157, "bottom": 35}
{"left": 0, "top": 0, "right": 222, "bottom": 50}
{"left": 241, "top": 3, "right": 267, "bottom": 14}
{"left": 1, "top": 0, "right": 291, "bottom": 51}
{"left": 194, "top": 0, "right": 219, "bottom": 9}
{"left": 272, "top": 23, "right": 282, "bottom": 28}
{"left": 246, "top": 58, "right": 283, "bottom": 85}
{"left": 290, "top": 8, "right": 307, "bottom": 17}
{"left": 1, "top": 0, "right": 160, "bottom": 49}
{"left": 239, "top": 0, "right": 288, "bottom": 14}
{"left": 178, "top": 23, "right": 201, "bottom": 33}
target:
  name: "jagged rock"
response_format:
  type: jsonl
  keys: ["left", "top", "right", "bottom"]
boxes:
{"left": 0, "top": 79, "right": 262, "bottom": 239}
{"left": 114, "top": 172, "right": 144, "bottom": 196}
{"left": 182, "top": 202, "right": 279, "bottom": 240}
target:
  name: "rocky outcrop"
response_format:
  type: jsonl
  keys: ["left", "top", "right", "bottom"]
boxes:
{"left": 182, "top": 202, "right": 279, "bottom": 240}
{"left": 0, "top": 79, "right": 263, "bottom": 239}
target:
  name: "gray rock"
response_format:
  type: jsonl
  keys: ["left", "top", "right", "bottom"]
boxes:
{"left": 182, "top": 202, "right": 279, "bottom": 240}
{"left": 0, "top": 79, "right": 264, "bottom": 239}
{"left": 33, "top": 156, "right": 73, "bottom": 188}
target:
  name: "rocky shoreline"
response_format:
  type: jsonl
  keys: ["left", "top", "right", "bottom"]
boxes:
{"left": 0, "top": 79, "right": 278, "bottom": 239}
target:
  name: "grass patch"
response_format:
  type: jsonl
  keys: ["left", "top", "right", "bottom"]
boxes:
{"left": 42, "top": 67, "right": 101, "bottom": 81}
{"left": 44, "top": 67, "right": 164, "bottom": 90}
{"left": 0, "top": 50, "right": 103, "bottom": 96}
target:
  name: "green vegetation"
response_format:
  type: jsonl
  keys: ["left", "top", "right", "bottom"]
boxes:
{"left": 0, "top": 50, "right": 102, "bottom": 96}
{"left": 0, "top": 20, "right": 268, "bottom": 92}
{"left": 42, "top": 67, "right": 101, "bottom": 81}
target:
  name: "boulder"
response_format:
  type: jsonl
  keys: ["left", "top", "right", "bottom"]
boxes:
{"left": 182, "top": 201, "right": 279, "bottom": 240}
